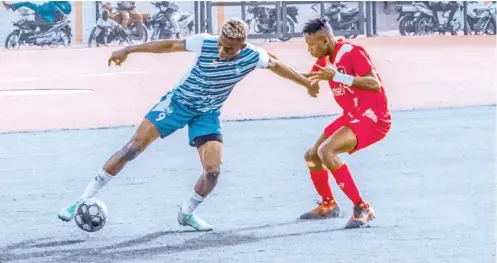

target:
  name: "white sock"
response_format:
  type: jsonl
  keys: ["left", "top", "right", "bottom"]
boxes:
{"left": 181, "top": 192, "right": 205, "bottom": 215}
{"left": 80, "top": 169, "right": 114, "bottom": 200}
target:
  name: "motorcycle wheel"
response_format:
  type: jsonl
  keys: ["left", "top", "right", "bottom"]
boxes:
{"left": 55, "top": 30, "right": 71, "bottom": 47}
{"left": 414, "top": 15, "right": 435, "bottom": 35}
{"left": 398, "top": 16, "right": 415, "bottom": 36}
{"left": 465, "top": 20, "right": 476, "bottom": 35}
{"left": 141, "top": 24, "right": 149, "bottom": 42}
{"left": 5, "top": 31, "right": 22, "bottom": 49}
{"left": 59, "top": 30, "right": 71, "bottom": 47}
{"left": 278, "top": 19, "right": 295, "bottom": 42}
{"left": 485, "top": 20, "right": 496, "bottom": 35}
{"left": 126, "top": 24, "right": 148, "bottom": 43}
{"left": 344, "top": 21, "right": 359, "bottom": 39}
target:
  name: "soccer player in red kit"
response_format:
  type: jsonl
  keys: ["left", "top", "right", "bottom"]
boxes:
{"left": 299, "top": 18, "right": 391, "bottom": 229}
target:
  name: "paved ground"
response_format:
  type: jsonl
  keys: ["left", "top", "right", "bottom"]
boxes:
{"left": 0, "top": 105, "right": 495, "bottom": 263}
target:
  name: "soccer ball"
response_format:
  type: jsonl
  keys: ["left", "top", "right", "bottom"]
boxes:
{"left": 74, "top": 198, "right": 108, "bottom": 232}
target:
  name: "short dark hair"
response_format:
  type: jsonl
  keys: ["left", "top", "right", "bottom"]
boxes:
{"left": 303, "top": 17, "right": 331, "bottom": 35}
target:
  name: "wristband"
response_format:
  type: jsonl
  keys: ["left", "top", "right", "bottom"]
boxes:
{"left": 332, "top": 72, "right": 354, "bottom": 86}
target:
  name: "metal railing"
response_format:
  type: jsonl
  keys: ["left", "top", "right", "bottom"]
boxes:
{"left": 203, "top": 1, "right": 372, "bottom": 40}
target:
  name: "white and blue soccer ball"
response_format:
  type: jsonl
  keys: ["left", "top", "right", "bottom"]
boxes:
{"left": 74, "top": 198, "right": 108, "bottom": 232}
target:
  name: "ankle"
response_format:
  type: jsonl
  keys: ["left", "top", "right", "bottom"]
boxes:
{"left": 354, "top": 201, "right": 369, "bottom": 209}
{"left": 321, "top": 197, "right": 337, "bottom": 207}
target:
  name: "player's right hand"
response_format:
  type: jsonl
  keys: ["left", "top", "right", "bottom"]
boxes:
{"left": 108, "top": 48, "right": 129, "bottom": 67}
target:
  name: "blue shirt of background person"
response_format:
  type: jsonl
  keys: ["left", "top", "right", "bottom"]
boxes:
{"left": 3, "top": 1, "right": 72, "bottom": 23}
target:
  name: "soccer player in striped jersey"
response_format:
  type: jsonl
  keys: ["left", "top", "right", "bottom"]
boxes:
{"left": 57, "top": 19, "right": 319, "bottom": 231}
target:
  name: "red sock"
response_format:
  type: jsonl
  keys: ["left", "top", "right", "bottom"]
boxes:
{"left": 331, "top": 164, "right": 364, "bottom": 205}
{"left": 309, "top": 169, "right": 334, "bottom": 203}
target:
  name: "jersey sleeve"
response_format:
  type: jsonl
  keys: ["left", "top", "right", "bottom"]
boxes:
{"left": 350, "top": 47, "right": 374, "bottom": 76}
{"left": 184, "top": 34, "right": 206, "bottom": 56}
{"left": 311, "top": 56, "right": 327, "bottom": 72}
{"left": 254, "top": 46, "right": 270, "bottom": 69}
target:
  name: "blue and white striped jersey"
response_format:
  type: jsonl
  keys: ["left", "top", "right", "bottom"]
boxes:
{"left": 170, "top": 34, "right": 270, "bottom": 113}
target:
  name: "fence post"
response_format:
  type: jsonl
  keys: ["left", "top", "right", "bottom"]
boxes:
{"left": 463, "top": 1, "right": 468, "bottom": 35}
{"left": 241, "top": 1, "right": 246, "bottom": 22}
{"left": 194, "top": 1, "right": 199, "bottom": 34}
{"left": 206, "top": 1, "right": 213, "bottom": 34}
{"left": 200, "top": 1, "right": 205, "bottom": 33}
{"left": 365, "top": 1, "right": 372, "bottom": 37}
{"left": 276, "top": 1, "right": 282, "bottom": 38}
{"left": 280, "top": 1, "right": 286, "bottom": 38}
{"left": 95, "top": 1, "right": 100, "bottom": 21}
{"left": 359, "top": 1, "right": 366, "bottom": 36}
{"left": 372, "top": 1, "right": 377, "bottom": 35}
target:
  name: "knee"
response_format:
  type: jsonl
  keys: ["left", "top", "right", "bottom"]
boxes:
{"left": 304, "top": 148, "right": 321, "bottom": 168}
{"left": 203, "top": 165, "right": 221, "bottom": 181}
{"left": 317, "top": 145, "right": 340, "bottom": 170}
{"left": 304, "top": 148, "right": 319, "bottom": 162}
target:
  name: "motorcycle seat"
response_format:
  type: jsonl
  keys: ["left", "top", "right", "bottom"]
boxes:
{"left": 341, "top": 7, "right": 359, "bottom": 18}
{"left": 401, "top": 5, "right": 419, "bottom": 13}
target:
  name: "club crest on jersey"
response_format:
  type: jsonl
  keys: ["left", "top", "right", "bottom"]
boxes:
{"left": 331, "top": 86, "right": 346, "bottom": 96}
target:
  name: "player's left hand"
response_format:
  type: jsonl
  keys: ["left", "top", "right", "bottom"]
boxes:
{"left": 308, "top": 57, "right": 336, "bottom": 86}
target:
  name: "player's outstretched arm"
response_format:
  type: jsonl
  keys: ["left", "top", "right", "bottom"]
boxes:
{"left": 266, "top": 57, "right": 320, "bottom": 98}
{"left": 125, "top": 39, "right": 187, "bottom": 54}
{"left": 108, "top": 39, "right": 186, "bottom": 66}
{"left": 309, "top": 55, "right": 381, "bottom": 92}
{"left": 310, "top": 64, "right": 381, "bottom": 92}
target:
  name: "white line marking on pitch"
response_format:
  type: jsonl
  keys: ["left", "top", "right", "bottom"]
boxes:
{"left": 76, "top": 71, "right": 149, "bottom": 77}
{"left": 0, "top": 71, "right": 149, "bottom": 83}
{"left": 0, "top": 89, "right": 93, "bottom": 97}
{"left": 0, "top": 77, "right": 39, "bottom": 83}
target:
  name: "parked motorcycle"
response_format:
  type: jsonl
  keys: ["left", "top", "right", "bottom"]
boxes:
{"left": 101, "top": 2, "right": 151, "bottom": 43}
{"left": 245, "top": 5, "right": 298, "bottom": 42}
{"left": 414, "top": 1, "right": 464, "bottom": 35}
{"left": 395, "top": 2, "right": 428, "bottom": 36}
{"left": 87, "top": 24, "right": 131, "bottom": 47}
{"left": 150, "top": 1, "right": 194, "bottom": 40}
{"left": 5, "top": 8, "right": 72, "bottom": 49}
{"left": 312, "top": 3, "right": 360, "bottom": 39}
{"left": 465, "top": 5, "right": 487, "bottom": 34}
{"left": 473, "top": 2, "right": 496, "bottom": 35}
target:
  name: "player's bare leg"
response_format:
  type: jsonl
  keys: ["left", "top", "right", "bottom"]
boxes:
{"left": 58, "top": 119, "right": 160, "bottom": 222}
{"left": 300, "top": 133, "right": 341, "bottom": 219}
{"left": 317, "top": 126, "right": 375, "bottom": 229}
{"left": 103, "top": 119, "right": 160, "bottom": 175}
{"left": 178, "top": 140, "right": 222, "bottom": 231}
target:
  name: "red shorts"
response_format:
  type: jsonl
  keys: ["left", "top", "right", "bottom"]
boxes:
{"left": 324, "top": 114, "right": 391, "bottom": 154}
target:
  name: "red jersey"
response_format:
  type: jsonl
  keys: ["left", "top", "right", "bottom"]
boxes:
{"left": 312, "top": 40, "right": 391, "bottom": 122}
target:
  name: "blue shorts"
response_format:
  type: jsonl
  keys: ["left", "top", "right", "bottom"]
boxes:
{"left": 145, "top": 92, "right": 222, "bottom": 147}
